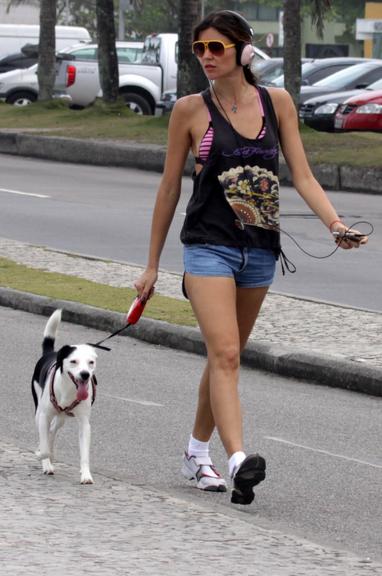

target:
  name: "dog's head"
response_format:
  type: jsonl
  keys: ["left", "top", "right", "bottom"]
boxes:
{"left": 56, "top": 344, "right": 97, "bottom": 401}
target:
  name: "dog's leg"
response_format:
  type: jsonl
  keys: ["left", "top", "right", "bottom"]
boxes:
{"left": 77, "top": 415, "right": 94, "bottom": 485}
{"left": 41, "top": 415, "right": 65, "bottom": 475}
{"left": 35, "top": 410, "right": 52, "bottom": 462}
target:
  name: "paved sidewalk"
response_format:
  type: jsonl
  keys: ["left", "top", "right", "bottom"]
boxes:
{"left": 1, "top": 440, "right": 381, "bottom": 576}
{"left": 1, "top": 235, "right": 381, "bottom": 365}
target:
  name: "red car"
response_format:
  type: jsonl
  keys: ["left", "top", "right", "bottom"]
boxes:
{"left": 335, "top": 90, "right": 382, "bottom": 131}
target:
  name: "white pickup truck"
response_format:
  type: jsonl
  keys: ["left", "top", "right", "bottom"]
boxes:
{"left": 56, "top": 33, "right": 269, "bottom": 114}
{"left": 55, "top": 33, "right": 178, "bottom": 114}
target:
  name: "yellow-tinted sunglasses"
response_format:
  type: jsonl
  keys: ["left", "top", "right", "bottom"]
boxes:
{"left": 192, "top": 40, "right": 236, "bottom": 58}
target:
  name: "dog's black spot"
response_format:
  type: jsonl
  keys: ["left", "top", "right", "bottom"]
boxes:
{"left": 56, "top": 345, "right": 76, "bottom": 371}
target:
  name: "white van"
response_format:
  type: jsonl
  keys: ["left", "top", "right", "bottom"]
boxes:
{"left": 0, "top": 25, "right": 91, "bottom": 58}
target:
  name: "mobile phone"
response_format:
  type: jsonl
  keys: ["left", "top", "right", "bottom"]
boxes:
{"left": 332, "top": 231, "right": 365, "bottom": 241}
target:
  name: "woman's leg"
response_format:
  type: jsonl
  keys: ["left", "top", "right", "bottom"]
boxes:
{"left": 185, "top": 273, "right": 269, "bottom": 456}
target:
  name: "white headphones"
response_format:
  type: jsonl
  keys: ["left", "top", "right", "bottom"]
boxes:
{"left": 239, "top": 43, "right": 256, "bottom": 66}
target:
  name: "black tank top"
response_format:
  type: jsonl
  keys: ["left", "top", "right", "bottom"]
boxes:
{"left": 180, "top": 86, "right": 281, "bottom": 254}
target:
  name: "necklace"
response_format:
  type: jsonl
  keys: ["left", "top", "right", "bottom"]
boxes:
{"left": 213, "top": 86, "right": 239, "bottom": 113}
{"left": 231, "top": 102, "right": 238, "bottom": 113}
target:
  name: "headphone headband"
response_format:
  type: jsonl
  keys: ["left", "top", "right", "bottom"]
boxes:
{"left": 218, "top": 9, "right": 254, "bottom": 38}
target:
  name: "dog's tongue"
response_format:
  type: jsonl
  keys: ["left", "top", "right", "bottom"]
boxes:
{"left": 77, "top": 382, "right": 89, "bottom": 401}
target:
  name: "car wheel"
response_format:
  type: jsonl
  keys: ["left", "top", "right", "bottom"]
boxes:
{"left": 6, "top": 91, "right": 37, "bottom": 106}
{"left": 121, "top": 92, "right": 152, "bottom": 115}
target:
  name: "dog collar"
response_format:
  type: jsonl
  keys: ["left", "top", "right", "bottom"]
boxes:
{"left": 49, "top": 363, "right": 97, "bottom": 417}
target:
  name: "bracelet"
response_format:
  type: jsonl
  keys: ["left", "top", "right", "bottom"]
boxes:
{"left": 329, "top": 219, "right": 342, "bottom": 232}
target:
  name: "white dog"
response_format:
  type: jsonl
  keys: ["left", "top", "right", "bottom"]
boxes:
{"left": 31, "top": 309, "right": 97, "bottom": 484}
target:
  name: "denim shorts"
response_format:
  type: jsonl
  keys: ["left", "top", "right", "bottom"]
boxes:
{"left": 183, "top": 244, "right": 276, "bottom": 288}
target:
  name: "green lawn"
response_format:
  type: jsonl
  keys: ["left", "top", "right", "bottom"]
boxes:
{"left": 0, "top": 257, "right": 197, "bottom": 327}
{"left": 0, "top": 99, "right": 381, "bottom": 167}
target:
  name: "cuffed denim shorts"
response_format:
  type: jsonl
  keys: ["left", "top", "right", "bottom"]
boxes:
{"left": 183, "top": 244, "right": 276, "bottom": 288}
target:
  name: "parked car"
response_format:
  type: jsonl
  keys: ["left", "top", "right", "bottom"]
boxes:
{"left": 0, "top": 41, "right": 144, "bottom": 108}
{"left": 0, "top": 61, "right": 71, "bottom": 106}
{"left": 271, "top": 57, "right": 369, "bottom": 88}
{"left": 335, "top": 90, "right": 382, "bottom": 132}
{"left": 254, "top": 57, "right": 313, "bottom": 85}
{"left": 0, "top": 44, "right": 38, "bottom": 74}
{"left": 298, "top": 60, "right": 382, "bottom": 104}
{"left": 55, "top": 34, "right": 177, "bottom": 113}
{"left": 300, "top": 77, "right": 382, "bottom": 131}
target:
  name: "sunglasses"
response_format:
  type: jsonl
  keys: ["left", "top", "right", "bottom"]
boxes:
{"left": 192, "top": 40, "right": 236, "bottom": 58}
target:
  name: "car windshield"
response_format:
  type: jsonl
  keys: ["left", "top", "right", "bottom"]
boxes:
{"left": 313, "top": 63, "right": 373, "bottom": 88}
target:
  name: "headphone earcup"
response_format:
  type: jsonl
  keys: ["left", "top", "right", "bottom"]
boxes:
{"left": 240, "top": 43, "right": 256, "bottom": 66}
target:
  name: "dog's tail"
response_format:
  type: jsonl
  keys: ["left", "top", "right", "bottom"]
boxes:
{"left": 42, "top": 309, "right": 62, "bottom": 354}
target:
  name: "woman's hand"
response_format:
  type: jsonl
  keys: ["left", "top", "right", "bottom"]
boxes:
{"left": 331, "top": 222, "right": 368, "bottom": 249}
{"left": 134, "top": 268, "right": 157, "bottom": 302}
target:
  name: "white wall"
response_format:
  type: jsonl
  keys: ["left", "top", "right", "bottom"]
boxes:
{"left": 0, "top": 0, "right": 39, "bottom": 24}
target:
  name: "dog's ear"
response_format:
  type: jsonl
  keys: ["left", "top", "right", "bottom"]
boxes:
{"left": 56, "top": 345, "right": 76, "bottom": 371}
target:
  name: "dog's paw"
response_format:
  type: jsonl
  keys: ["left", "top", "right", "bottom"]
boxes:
{"left": 80, "top": 472, "right": 94, "bottom": 485}
{"left": 42, "top": 460, "right": 55, "bottom": 475}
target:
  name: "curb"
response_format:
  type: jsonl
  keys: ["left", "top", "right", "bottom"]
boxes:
{"left": 0, "top": 132, "right": 382, "bottom": 193}
{"left": 1, "top": 287, "right": 381, "bottom": 397}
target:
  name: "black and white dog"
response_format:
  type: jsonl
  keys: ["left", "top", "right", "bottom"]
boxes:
{"left": 31, "top": 309, "right": 97, "bottom": 484}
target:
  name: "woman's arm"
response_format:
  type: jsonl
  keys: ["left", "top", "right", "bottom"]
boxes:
{"left": 134, "top": 97, "right": 194, "bottom": 300}
{"left": 268, "top": 87, "right": 367, "bottom": 248}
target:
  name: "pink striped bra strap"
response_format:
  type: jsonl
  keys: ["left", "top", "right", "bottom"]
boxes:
{"left": 195, "top": 87, "right": 266, "bottom": 164}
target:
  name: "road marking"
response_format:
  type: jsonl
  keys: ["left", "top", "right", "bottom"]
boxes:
{"left": 99, "top": 392, "right": 163, "bottom": 407}
{"left": 264, "top": 436, "right": 382, "bottom": 470}
{"left": 0, "top": 187, "right": 50, "bottom": 199}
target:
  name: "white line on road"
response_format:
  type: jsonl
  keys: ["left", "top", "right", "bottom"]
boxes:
{"left": 264, "top": 436, "right": 382, "bottom": 470}
{"left": 99, "top": 392, "right": 164, "bottom": 407}
{"left": 0, "top": 187, "right": 50, "bottom": 199}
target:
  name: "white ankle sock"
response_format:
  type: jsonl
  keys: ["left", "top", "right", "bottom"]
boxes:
{"left": 228, "top": 451, "right": 246, "bottom": 478}
{"left": 188, "top": 434, "right": 210, "bottom": 458}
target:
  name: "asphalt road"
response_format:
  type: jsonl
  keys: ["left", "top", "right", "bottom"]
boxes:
{"left": 1, "top": 307, "right": 381, "bottom": 561}
{"left": 0, "top": 154, "right": 380, "bottom": 310}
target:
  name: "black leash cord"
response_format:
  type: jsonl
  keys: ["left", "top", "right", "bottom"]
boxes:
{"left": 276, "top": 220, "right": 374, "bottom": 260}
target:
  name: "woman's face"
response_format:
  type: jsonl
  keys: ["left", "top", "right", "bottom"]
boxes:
{"left": 194, "top": 27, "right": 238, "bottom": 80}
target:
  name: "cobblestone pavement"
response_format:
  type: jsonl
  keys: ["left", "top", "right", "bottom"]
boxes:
{"left": 1, "top": 236, "right": 381, "bottom": 368}
{"left": 1, "top": 440, "right": 381, "bottom": 576}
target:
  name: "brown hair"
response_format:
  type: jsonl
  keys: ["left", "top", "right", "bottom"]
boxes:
{"left": 193, "top": 10, "right": 258, "bottom": 86}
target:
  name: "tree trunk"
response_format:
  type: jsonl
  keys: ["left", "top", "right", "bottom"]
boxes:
{"left": 177, "top": 0, "right": 207, "bottom": 98}
{"left": 283, "top": 0, "right": 301, "bottom": 112}
{"left": 37, "top": 0, "right": 57, "bottom": 101}
{"left": 96, "top": 0, "right": 119, "bottom": 103}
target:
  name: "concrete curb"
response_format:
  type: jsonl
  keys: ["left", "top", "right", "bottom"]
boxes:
{"left": 0, "top": 132, "right": 381, "bottom": 193}
{"left": 1, "top": 287, "right": 381, "bottom": 397}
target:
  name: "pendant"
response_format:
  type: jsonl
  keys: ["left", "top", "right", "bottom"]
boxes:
{"left": 231, "top": 103, "right": 238, "bottom": 113}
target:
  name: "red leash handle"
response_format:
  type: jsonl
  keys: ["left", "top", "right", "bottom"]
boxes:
{"left": 126, "top": 296, "right": 147, "bottom": 325}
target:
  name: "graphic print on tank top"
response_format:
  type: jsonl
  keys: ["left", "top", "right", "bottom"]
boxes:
{"left": 217, "top": 164, "right": 279, "bottom": 230}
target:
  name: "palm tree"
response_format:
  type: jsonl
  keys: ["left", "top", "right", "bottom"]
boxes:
{"left": 96, "top": 0, "right": 119, "bottom": 103}
{"left": 37, "top": 0, "right": 57, "bottom": 101}
{"left": 177, "top": 0, "right": 207, "bottom": 98}
{"left": 283, "top": 0, "right": 332, "bottom": 110}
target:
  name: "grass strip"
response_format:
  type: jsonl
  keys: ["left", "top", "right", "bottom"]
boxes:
{"left": 1, "top": 100, "right": 382, "bottom": 167}
{"left": 0, "top": 257, "right": 197, "bottom": 327}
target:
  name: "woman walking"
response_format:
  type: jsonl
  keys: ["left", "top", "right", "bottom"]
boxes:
{"left": 134, "top": 10, "right": 367, "bottom": 505}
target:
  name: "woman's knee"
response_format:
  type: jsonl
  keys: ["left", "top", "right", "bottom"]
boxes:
{"left": 208, "top": 344, "right": 240, "bottom": 372}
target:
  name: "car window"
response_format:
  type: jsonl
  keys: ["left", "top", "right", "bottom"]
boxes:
{"left": 117, "top": 46, "right": 143, "bottom": 63}
{"left": 306, "top": 64, "right": 350, "bottom": 84}
{"left": 368, "top": 78, "right": 382, "bottom": 90}
{"left": 313, "top": 63, "right": 376, "bottom": 88}
{"left": 68, "top": 47, "right": 97, "bottom": 60}
{"left": 361, "top": 68, "right": 382, "bottom": 86}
